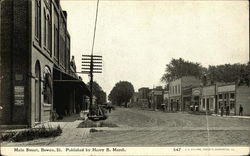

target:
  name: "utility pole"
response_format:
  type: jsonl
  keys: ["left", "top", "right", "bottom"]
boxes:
{"left": 81, "top": 55, "right": 102, "bottom": 114}
{"left": 81, "top": 0, "right": 101, "bottom": 115}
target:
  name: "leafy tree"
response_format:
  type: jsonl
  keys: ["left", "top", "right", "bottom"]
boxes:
{"left": 161, "top": 58, "right": 205, "bottom": 83}
{"left": 207, "top": 62, "right": 249, "bottom": 86}
{"left": 108, "top": 81, "right": 135, "bottom": 107}
{"left": 87, "top": 81, "right": 107, "bottom": 104}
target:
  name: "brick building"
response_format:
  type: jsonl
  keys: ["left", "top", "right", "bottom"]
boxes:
{"left": 168, "top": 76, "right": 201, "bottom": 111}
{"left": 0, "top": 0, "right": 90, "bottom": 128}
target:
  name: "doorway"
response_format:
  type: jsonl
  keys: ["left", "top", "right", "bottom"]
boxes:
{"left": 35, "top": 61, "right": 41, "bottom": 122}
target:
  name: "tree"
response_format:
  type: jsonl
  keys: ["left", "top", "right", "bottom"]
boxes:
{"left": 207, "top": 63, "right": 249, "bottom": 86}
{"left": 108, "top": 81, "right": 135, "bottom": 107}
{"left": 161, "top": 58, "right": 205, "bottom": 83}
{"left": 87, "top": 81, "right": 107, "bottom": 104}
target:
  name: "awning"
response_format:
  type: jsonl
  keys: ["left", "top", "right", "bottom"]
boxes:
{"left": 53, "top": 80, "right": 90, "bottom": 96}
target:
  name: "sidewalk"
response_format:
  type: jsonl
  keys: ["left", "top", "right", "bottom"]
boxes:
{"left": 212, "top": 114, "right": 250, "bottom": 119}
{"left": 1, "top": 114, "right": 90, "bottom": 146}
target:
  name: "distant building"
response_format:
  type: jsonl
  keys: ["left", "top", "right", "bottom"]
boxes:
{"left": 217, "top": 83, "right": 250, "bottom": 116}
{"left": 168, "top": 76, "right": 201, "bottom": 111}
{"left": 0, "top": 0, "right": 90, "bottom": 127}
{"left": 138, "top": 87, "right": 150, "bottom": 108}
{"left": 200, "top": 85, "right": 216, "bottom": 113}
{"left": 191, "top": 87, "right": 201, "bottom": 111}
{"left": 163, "top": 90, "right": 169, "bottom": 110}
{"left": 148, "top": 86, "right": 164, "bottom": 110}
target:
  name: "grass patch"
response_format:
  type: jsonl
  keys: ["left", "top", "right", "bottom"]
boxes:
{"left": 77, "top": 120, "right": 118, "bottom": 128}
{"left": 77, "top": 120, "right": 98, "bottom": 128}
{"left": 1, "top": 125, "right": 62, "bottom": 142}
{"left": 99, "top": 121, "right": 118, "bottom": 127}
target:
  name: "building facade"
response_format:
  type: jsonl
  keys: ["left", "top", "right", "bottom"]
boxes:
{"left": 168, "top": 76, "right": 201, "bottom": 111}
{"left": 138, "top": 87, "right": 150, "bottom": 108}
{"left": 200, "top": 85, "right": 216, "bottom": 113}
{"left": 191, "top": 87, "right": 201, "bottom": 111}
{"left": 0, "top": 0, "right": 89, "bottom": 127}
{"left": 148, "top": 86, "right": 164, "bottom": 110}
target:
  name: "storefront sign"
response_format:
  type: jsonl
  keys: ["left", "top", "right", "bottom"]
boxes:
{"left": 14, "top": 86, "right": 24, "bottom": 106}
{"left": 218, "top": 85, "right": 235, "bottom": 93}
{"left": 153, "top": 90, "right": 163, "bottom": 95}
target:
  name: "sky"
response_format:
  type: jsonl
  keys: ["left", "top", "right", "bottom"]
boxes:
{"left": 61, "top": 0, "right": 249, "bottom": 95}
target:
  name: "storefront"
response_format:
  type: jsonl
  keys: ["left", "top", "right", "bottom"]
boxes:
{"left": 191, "top": 87, "right": 201, "bottom": 111}
{"left": 217, "top": 84, "right": 236, "bottom": 115}
{"left": 200, "top": 85, "right": 216, "bottom": 113}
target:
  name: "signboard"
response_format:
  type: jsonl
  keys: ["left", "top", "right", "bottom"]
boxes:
{"left": 218, "top": 85, "right": 235, "bottom": 93}
{"left": 153, "top": 90, "right": 163, "bottom": 95}
{"left": 14, "top": 86, "right": 24, "bottom": 106}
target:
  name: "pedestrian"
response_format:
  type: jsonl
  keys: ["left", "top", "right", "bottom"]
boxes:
{"left": 108, "top": 104, "right": 112, "bottom": 113}
{"left": 220, "top": 106, "right": 224, "bottom": 117}
{"left": 226, "top": 106, "right": 230, "bottom": 116}
{"left": 239, "top": 105, "right": 243, "bottom": 116}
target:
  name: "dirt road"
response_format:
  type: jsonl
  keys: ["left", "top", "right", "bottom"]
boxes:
{"left": 2, "top": 108, "right": 249, "bottom": 146}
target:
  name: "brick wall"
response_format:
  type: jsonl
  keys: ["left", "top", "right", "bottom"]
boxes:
{"left": 0, "top": 0, "right": 13, "bottom": 125}
{"left": 12, "top": 0, "right": 29, "bottom": 124}
{"left": 0, "top": 0, "right": 30, "bottom": 125}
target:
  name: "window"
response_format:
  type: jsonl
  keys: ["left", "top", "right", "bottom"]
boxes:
{"left": 59, "top": 21, "right": 66, "bottom": 67}
{"left": 219, "top": 94, "right": 222, "bottom": 99}
{"left": 35, "top": 0, "right": 41, "bottom": 43}
{"left": 43, "top": 66, "right": 52, "bottom": 104}
{"left": 178, "top": 85, "right": 180, "bottom": 94}
{"left": 210, "top": 98, "right": 214, "bottom": 109}
{"left": 206, "top": 98, "right": 209, "bottom": 110}
{"left": 175, "top": 86, "right": 177, "bottom": 95}
{"left": 218, "top": 101, "right": 222, "bottom": 109}
{"left": 230, "top": 101, "right": 235, "bottom": 110}
{"left": 43, "top": 11, "right": 47, "bottom": 46}
{"left": 54, "top": 12, "right": 59, "bottom": 60}
{"left": 202, "top": 99, "right": 205, "bottom": 109}
{"left": 43, "top": 8, "right": 52, "bottom": 54}
{"left": 230, "top": 93, "right": 235, "bottom": 99}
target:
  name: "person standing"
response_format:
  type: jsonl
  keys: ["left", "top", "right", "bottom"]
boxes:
{"left": 239, "top": 105, "right": 243, "bottom": 116}
{"left": 226, "top": 106, "right": 230, "bottom": 116}
{"left": 220, "top": 106, "right": 224, "bottom": 116}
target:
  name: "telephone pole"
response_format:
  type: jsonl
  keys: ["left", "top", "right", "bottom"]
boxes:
{"left": 81, "top": 54, "right": 102, "bottom": 114}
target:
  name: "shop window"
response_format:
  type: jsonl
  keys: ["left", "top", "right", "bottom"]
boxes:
{"left": 218, "top": 101, "right": 222, "bottom": 109}
{"left": 35, "top": 0, "right": 41, "bottom": 43}
{"left": 202, "top": 99, "right": 205, "bottom": 109}
{"left": 210, "top": 98, "right": 214, "bottom": 109}
{"left": 230, "top": 101, "right": 235, "bottom": 110}
{"left": 43, "top": 66, "right": 52, "bottom": 104}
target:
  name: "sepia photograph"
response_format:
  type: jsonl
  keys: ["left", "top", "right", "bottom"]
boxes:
{"left": 0, "top": 0, "right": 249, "bottom": 155}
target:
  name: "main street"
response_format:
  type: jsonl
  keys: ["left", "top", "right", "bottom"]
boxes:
{"left": 85, "top": 108, "right": 250, "bottom": 146}
{"left": 2, "top": 108, "right": 249, "bottom": 146}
